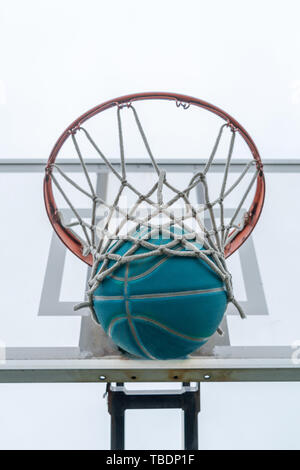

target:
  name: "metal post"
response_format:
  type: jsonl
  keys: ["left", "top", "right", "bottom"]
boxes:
{"left": 182, "top": 382, "right": 200, "bottom": 450}
{"left": 106, "top": 382, "right": 200, "bottom": 450}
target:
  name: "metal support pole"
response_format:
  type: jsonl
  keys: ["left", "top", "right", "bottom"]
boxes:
{"left": 182, "top": 382, "right": 200, "bottom": 450}
{"left": 107, "top": 383, "right": 126, "bottom": 450}
{"left": 106, "top": 382, "right": 200, "bottom": 450}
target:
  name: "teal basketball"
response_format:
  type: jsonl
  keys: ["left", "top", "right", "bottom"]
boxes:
{"left": 92, "top": 231, "right": 228, "bottom": 359}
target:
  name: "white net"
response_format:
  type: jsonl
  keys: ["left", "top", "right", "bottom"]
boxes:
{"left": 48, "top": 99, "right": 263, "bottom": 322}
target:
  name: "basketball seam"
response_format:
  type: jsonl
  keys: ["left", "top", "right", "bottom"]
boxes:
{"left": 94, "top": 286, "right": 226, "bottom": 301}
{"left": 107, "top": 314, "right": 211, "bottom": 342}
{"left": 108, "top": 246, "right": 185, "bottom": 281}
{"left": 124, "top": 263, "right": 156, "bottom": 359}
{"left": 109, "top": 255, "right": 168, "bottom": 281}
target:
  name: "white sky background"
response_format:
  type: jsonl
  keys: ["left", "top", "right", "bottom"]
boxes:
{"left": 0, "top": 0, "right": 300, "bottom": 159}
{"left": 0, "top": 0, "right": 300, "bottom": 450}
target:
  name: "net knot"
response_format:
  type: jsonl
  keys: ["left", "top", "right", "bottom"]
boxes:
{"left": 45, "top": 164, "right": 54, "bottom": 175}
{"left": 175, "top": 100, "right": 190, "bottom": 110}
{"left": 69, "top": 125, "right": 80, "bottom": 135}
{"left": 115, "top": 101, "right": 132, "bottom": 109}
{"left": 226, "top": 122, "right": 237, "bottom": 133}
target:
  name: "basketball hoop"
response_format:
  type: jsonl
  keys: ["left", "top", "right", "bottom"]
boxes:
{"left": 44, "top": 92, "right": 265, "bottom": 321}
